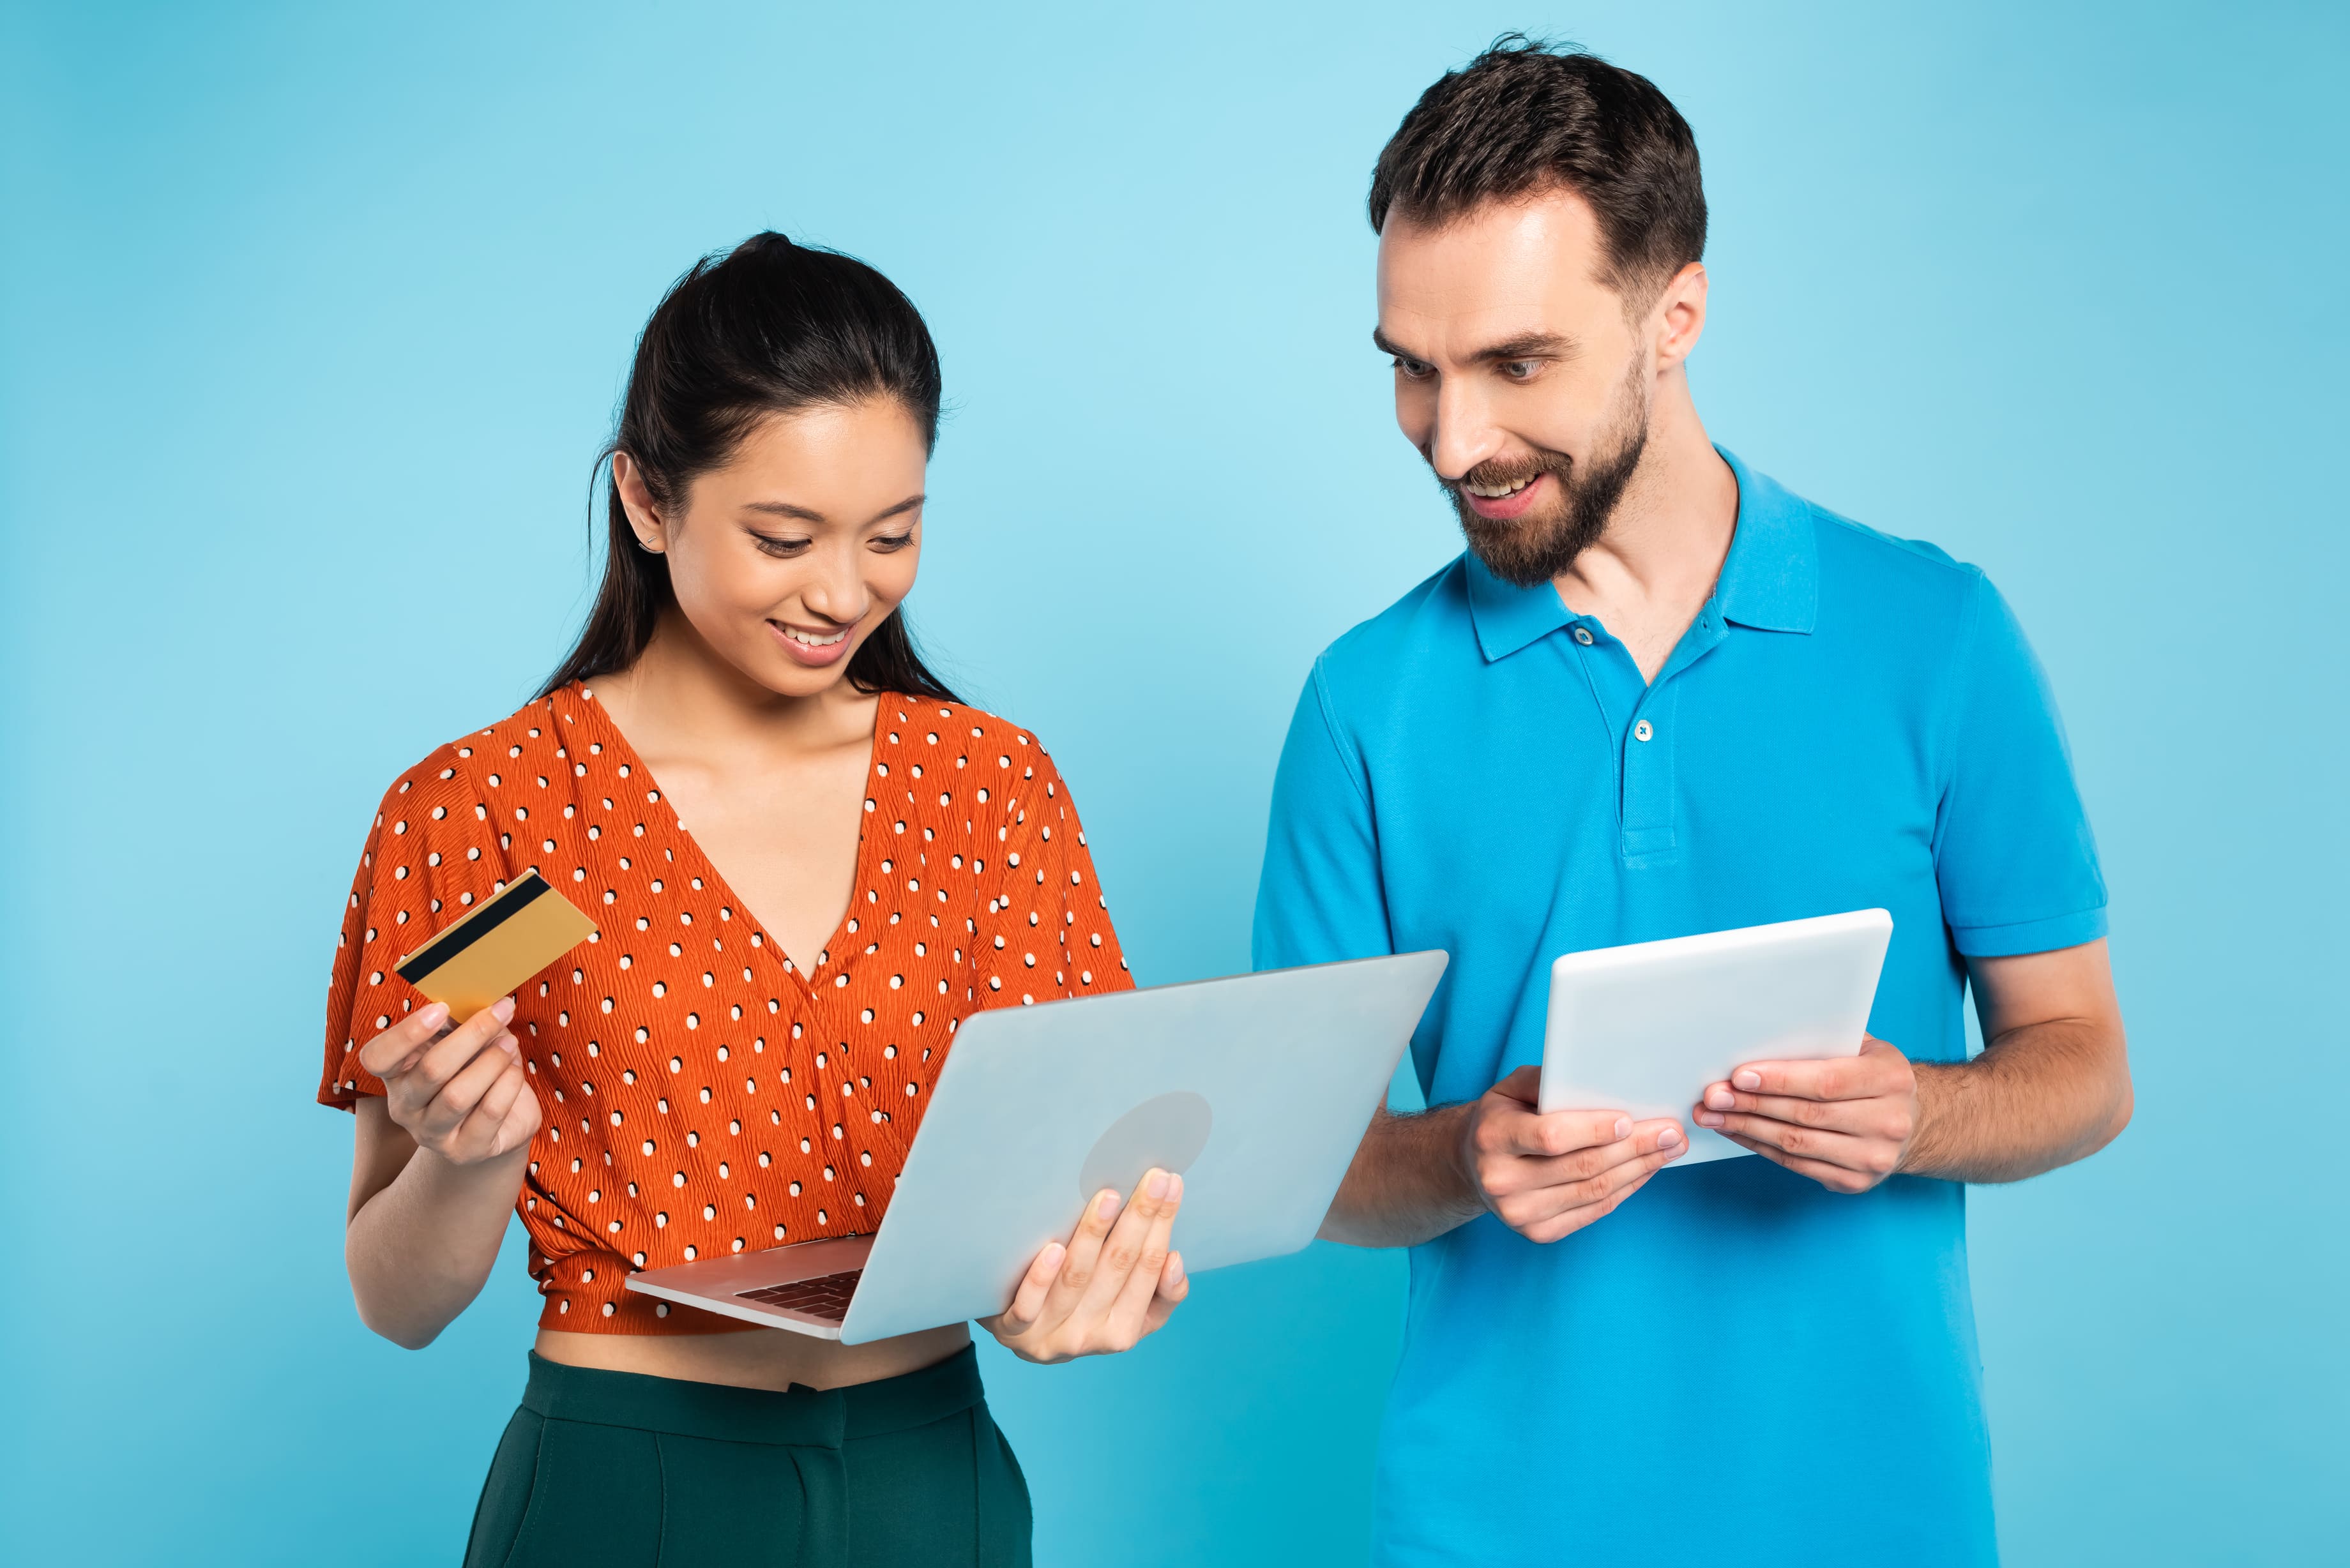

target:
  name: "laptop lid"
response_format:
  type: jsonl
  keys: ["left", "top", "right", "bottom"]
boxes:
{"left": 837, "top": 950, "right": 1448, "bottom": 1344}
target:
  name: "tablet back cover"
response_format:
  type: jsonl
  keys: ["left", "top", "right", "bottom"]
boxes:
{"left": 1538, "top": 910, "right": 1892, "bottom": 1165}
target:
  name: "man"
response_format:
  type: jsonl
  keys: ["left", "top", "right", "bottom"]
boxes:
{"left": 1254, "top": 40, "right": 2132, "bottom": 1567}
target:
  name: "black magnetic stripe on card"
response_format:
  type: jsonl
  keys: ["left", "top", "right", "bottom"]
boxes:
{"left": 394, "top": 870, "right": 554, "bottom": 983}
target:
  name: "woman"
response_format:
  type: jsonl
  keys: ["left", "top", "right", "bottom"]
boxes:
{"left": 319, "top": 232, "right": 1186, "bottom": 1567}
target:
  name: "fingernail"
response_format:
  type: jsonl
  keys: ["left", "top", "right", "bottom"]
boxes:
{"left": 418, "top": 1002, "right": 449, "bottom": 1029}
{"left": 1042, "top": 1242, "right": 1065, "bottom": 1267}
{"left": 1696, "top": 1111, "right": 1724, "bottom": 1127}
{"left": 1612, "top": 1116, "right": 1631, "bottom": 1140}
{"left": 1167, "top": 1172, "right": 1183, "bottom": 1201}
{"left": 498, "top": 1033, "right": 520, "bottom": 1055}
{"left": 493, "top": 997, "right": 517, "bottom": 1023}
{"left": 1097, "top": 1191, "right": 1120, "bottom": 1220}
{"left": 1705, "top": 1087, "right": 1734, "bottom": 1110}
{"left": 1657, "top": 1124, "right": 1681, "bottom": 1148}
{"left": 1147, "top": 1169, "right": 1171, "bottom": 1200}
{"left": 1732, "top": 1070, "right": 1761, "bottom": 1090}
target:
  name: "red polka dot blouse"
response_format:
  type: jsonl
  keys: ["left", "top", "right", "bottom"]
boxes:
{"left": 317, "top": 682, "right": 1133, "bottom": 1333}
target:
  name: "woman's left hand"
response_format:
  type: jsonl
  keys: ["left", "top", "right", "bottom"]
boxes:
{"left": 980, "top": 1168, "right": 1189, "bottom": 1363}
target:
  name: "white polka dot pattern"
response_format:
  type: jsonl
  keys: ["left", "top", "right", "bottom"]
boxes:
{"left": 317, "top": 684, "right": 1132, "bottom": 1333}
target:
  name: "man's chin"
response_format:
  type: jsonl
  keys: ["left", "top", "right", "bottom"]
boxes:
{"left": 1457, "top": 504, "right": 1591, "bottom": 587}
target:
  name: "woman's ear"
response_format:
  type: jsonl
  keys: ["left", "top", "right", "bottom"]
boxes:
{"left": 612, "top": 452, "right": 668, "bottom": 554}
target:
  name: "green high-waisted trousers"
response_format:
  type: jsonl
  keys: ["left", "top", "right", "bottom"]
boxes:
{"left": 461, "top": 1346, "right": 1031, "bottom": 1567}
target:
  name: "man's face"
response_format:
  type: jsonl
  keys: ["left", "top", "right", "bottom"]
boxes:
{"left": 1376, "top": 188, "right": 1653, "bottom": 585}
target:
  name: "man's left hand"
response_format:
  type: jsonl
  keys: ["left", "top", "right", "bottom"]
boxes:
{"left": 1694, "top": 1036, "right": 1919, "bottom": 1194}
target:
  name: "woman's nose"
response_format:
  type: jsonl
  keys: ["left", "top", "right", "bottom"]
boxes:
{"left": 798, "top": 547, "right": 870, "bottom": 626}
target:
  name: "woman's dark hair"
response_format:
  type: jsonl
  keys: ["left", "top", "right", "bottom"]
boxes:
{"left": 540, "top": 232, "right": 959, "bottom": 703}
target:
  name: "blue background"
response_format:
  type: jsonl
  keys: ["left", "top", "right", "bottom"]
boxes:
{"left": 3, "top": 3, "right": 2342, "bottom": 1564}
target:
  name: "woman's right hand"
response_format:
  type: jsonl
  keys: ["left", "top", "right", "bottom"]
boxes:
{"left": 980, "top": 1168, "right": 1190, "bottom": 1364}
{"left": 355, "top": 997, "right": 541, "bottom": 1165}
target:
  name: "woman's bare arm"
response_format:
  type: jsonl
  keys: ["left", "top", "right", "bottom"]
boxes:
{"left": 342, "top": 999, "right": 540, "bottom": 1348}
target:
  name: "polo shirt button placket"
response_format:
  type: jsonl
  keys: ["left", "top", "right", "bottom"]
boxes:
{"left": 1620, "top": 691, "right": 1678, "bottom": 864}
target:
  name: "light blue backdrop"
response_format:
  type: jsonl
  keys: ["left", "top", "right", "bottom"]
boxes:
{"left": 3, "top": 3, "right": 2343, "bottom": 1564}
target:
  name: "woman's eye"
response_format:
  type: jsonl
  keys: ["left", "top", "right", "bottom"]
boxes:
{"left": 872, "top": 532, "right": 916, "bottom": 552}
{"left": 751, "top": 534, "right": 810, "bottom": 558}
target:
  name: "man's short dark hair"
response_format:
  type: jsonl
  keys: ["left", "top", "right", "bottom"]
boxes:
{"left": 1368, "top": 36, "right": 1707, "bottom": 304}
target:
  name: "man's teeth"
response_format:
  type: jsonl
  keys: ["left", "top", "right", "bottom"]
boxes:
{"left": 1465, "top": 474, "right": 1537, "bottom": 499}
{"left": 781, "top": 626, "right": 848, "bottom": 647}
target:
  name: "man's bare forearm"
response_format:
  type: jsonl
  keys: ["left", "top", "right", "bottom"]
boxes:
{"left": 1319, "top": 1103, "right": 1485, "bottom": 1248}
{"left": 1901, "top": 1016, "right": 2132, "bottom": 1184}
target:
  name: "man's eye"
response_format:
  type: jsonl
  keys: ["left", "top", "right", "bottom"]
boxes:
{"left": 1501, "top": 360, "right": 1540, "bottom": 380}
{"left": 1393, "top": 356, "right": 1434, "bottom": 381}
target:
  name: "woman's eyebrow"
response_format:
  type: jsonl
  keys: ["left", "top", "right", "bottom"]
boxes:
{"left": 741, "top": 493, "right": 925, "bottom": 525}
{"left": 744, "top": 500, "right": 827, "bottom": 522}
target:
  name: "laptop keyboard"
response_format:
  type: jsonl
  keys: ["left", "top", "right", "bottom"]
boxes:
{"left": 736, "top": 1269, "right": 863, "bottom": 1323}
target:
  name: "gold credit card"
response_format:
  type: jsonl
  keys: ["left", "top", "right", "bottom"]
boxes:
{"left": 393, "top": 870, "right": 598, "bottom": 1020}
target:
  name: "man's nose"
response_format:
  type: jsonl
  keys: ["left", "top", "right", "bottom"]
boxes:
{"left": 1427, "top": 376, "right": 1504, "bottom": 481}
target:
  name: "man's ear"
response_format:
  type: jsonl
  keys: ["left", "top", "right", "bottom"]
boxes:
{"left": 1651, "top": 261, "right": 1709, "bottom": 372}
{"left": 612, "top": 452, "right": 668, "bottom": 554}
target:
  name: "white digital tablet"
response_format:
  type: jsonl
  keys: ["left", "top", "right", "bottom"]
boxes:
{"left": 629, "top": 949, "right": 1448, "bottom": 1342}
{"left": 1538, "top": 910, "right": 1893, "bottom": 1166}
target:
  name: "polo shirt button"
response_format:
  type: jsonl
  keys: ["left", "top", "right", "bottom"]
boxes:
{"left": 1634, "top": 720, "right": 1655, "bottom": 743}
{"left": 1573, "top": 627, "right": 1595, "bottom": 646}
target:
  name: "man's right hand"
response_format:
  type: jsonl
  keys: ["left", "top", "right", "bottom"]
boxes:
{"left": 1456, "top": 1066, "right": 1686, "bottom": 1242}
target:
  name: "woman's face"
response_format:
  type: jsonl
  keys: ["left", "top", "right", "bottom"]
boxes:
{"left": 617, "top": 398, "right": 927, "bottom": 700}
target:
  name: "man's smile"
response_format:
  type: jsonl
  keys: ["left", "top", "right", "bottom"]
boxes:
{"left": 1459, "top": 469, "right": 1551, "bottom": 520}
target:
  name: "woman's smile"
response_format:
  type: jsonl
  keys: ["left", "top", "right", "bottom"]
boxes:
{"left": 770, "top": 617, "right": 855, "bottom": 665}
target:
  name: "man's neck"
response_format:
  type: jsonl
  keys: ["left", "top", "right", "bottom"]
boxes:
{"left": 1552, "top": 379, "right": 1738, "bottom": 683}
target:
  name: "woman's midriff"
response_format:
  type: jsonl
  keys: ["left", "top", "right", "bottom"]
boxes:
{"left": 533, "top": 1320, "right": 975, "bottom": 1392}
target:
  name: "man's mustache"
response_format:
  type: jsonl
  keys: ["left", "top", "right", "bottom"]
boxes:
{"left": 1462, "top": 452, "right": 1572, "bottom": 492}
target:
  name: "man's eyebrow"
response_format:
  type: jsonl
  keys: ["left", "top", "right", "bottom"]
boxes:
{"left": 1370, "top": 328, "right": 1583, "bottom": 365}
{"left": 1470, "top": 331, "right": 1579, "bottom": 364}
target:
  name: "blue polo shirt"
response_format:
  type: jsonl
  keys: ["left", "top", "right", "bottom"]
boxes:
{"left": 1254, "top": 449, "right": 2105, "bottom": 1567}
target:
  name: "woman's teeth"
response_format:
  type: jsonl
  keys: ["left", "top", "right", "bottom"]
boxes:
{"left": 1464, "top": 474, "right": 1538, "bottom": 499}
{"left": 779, "top": 625, "right": 848, "bottom": 647}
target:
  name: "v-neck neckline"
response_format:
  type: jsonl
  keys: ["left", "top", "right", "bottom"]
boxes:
{"left": 566, "top": 679, "right": 883, "bottom": 996}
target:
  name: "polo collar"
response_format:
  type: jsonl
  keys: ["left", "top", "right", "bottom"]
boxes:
{"left": 1711, "top": 446, "right": 1817, "bottom": 635}
{"left": 1462, "top": 444, "right": 1817, "bottom": 662}
{"left": 1464, "top": 551, "right": 1574, "bottom": 662}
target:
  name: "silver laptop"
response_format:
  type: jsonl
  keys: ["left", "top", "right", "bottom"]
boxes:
{"left": 626, "top": 951, "right": 1448, "bottom": 1343}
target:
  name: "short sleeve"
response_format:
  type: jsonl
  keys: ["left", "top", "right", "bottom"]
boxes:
{"left": 317, "top": 750, "right": 506, "bottom": 1108}
{"left": 970, "top": 743, "right": 1132, "bottom": 1010}
{"left": 1252, "top": 660, "right": 1395, "bottom": 972}
{"left": 1934, "top": 574, "right": 2109, "bottom": 958}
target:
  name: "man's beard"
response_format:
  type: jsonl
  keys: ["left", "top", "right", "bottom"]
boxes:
{"left": 1443, "top": 354, "right": 1651, "bottom": 588}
